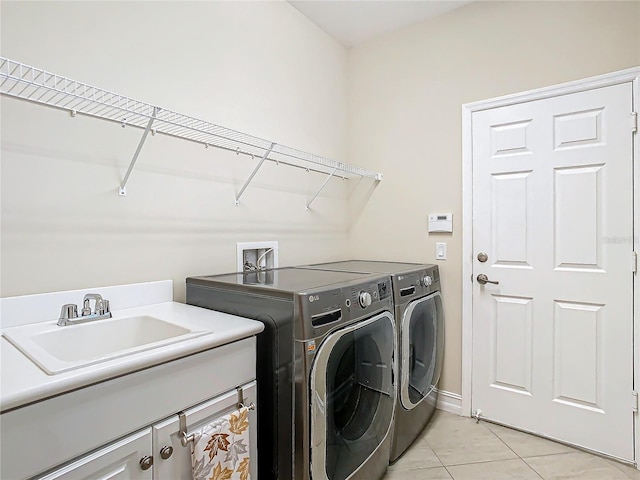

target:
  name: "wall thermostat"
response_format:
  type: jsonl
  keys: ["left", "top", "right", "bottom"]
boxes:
{"left": 428, "top": 213, "right": 453, "bottom": 233}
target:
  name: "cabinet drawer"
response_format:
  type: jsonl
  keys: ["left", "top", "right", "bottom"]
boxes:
{"left": 38, "top": 429, "right": 152, "bottom": 480}
{"left": 153, "top": 381, "right": 258, "bottom": 480}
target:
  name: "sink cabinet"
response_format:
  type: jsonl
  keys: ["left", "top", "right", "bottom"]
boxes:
{"left": 38, "top": 382, "right": 258, "bottom": 480}
{"left": 1, "top": 337, "right": 257, "bottom": 480}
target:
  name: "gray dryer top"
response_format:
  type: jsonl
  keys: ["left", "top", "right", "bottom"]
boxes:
{"left": 187, "top": 266, "right": 385, "bottom": 299}
{"left": 306, "top": 260, "right": 435, "bottom": 275}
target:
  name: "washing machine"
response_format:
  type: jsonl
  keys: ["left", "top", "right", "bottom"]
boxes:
{"left": 186, "top": 267, "right": 396, "bottom": 480}
{"left": 304, "top": 261, "right": 444, "bottom": 462}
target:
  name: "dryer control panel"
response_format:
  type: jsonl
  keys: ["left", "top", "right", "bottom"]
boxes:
{"left": 296, "top": 276, "right": 393, "bottom": 340}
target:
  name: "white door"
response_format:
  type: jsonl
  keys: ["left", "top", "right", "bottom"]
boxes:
{"left": 471, "top": 82, "right": 634, "bottom": 461}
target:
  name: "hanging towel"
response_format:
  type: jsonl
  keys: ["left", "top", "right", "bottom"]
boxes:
{"left": 190, "top": 406, "right": 251, "bottom": 480}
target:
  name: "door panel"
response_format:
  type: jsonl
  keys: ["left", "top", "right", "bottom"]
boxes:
{"left": 471, "top": 82, "right": 634, "bottom": 460}
{"left": 39, "top": 429, "right": 152, "bottom": 480}
{"left": 491, "top": 295, "right": 533, "bottom": 395}
{"left": 492, "top": 172, "right": 532, "bottom": 267}
{"left": 554, "top": 165, "right": 603, "bottom": 270}
{"left": 553, "top": 301, "right": 603, "bottom": 411}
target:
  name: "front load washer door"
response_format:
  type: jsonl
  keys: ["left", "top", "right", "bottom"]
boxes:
{"left": 400, "top": 291, "right": 444, "bottom": 410}
{"left": 310, "top": 312, "right": 395, "bottom": 480}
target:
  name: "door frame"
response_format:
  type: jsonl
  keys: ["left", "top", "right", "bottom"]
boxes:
{"left": 461, "top": 67, "right": 640, "bottom": 461}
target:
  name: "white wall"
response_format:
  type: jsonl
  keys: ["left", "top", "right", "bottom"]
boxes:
{"left": 347, "top": 1, "right": 640, "bottom": 395}
{"left": 0, "top": 1, "right": 356, "bottom": 301}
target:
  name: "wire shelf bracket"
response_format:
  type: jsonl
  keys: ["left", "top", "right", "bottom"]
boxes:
{"left": 0, "top": 56, "right": 383, "bottom": 204}
{"left": 235, "top": 142, "right": 276, "bottom": 206}
{"left": 118, "top": 106, "right": 158, "bottom": 196}
{"left": 306, "top": 166, "right": 339, "bottom": 211}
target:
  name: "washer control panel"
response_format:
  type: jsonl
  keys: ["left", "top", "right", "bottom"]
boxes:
{"left": 394, "top": 265, "right": 440, "bottom": 301}
{"left": 347, "top": 277, "right": 392, "bottom": 310}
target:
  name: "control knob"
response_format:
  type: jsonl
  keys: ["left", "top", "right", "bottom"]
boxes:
{"left": 358, "top": 291, "right": 372, "bottom": 308}
{"left": 423, "top": 275, "right": 433, "bottom": 287}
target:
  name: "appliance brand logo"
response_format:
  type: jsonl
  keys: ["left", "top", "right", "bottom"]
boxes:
{"left": 309, "top": 294, "right": 320, "bottom": 302}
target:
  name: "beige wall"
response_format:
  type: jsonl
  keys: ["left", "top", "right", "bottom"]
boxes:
{"left": 3, "top": 1, "right": 640, "bottom": 396}
{"left": 0, "top": 1, "right": 354, "bottom": 301}
{"left": 347, "top": 1, "right": 640, "bottom": 395}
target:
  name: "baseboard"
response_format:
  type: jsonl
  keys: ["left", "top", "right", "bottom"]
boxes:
{"left": 436, "top": 389, "right": 462, "bottom": 415}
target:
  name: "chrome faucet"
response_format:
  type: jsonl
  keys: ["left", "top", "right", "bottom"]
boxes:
{"left": 58, "top": 293, "right": 112, "bottom": 326}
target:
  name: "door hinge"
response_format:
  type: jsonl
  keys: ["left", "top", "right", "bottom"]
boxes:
{"left": 633, "top": 391, "right": 638, "bottom": 413}
{"left": 632, "top": 112, "right": 638, "bottom": 133}
{"left": 633, "top": 251, "right": 637, "bottom": 274}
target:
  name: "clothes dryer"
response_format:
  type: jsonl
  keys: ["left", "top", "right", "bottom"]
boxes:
{"left": 186, "top": 267, "right": 396, "bottom": 480}
{"left": 305, "top": 261, "right": 444, "bottom": 462}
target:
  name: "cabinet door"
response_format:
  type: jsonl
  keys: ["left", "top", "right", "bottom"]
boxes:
{"left": 153, "top": 381, "right": 257, "bottom": 480}
{"left": 38, "top": 428, "right": 152, "bottom": 480}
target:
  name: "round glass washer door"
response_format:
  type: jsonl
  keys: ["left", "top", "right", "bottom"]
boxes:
{"left": 400, "top": 291, "right": 444, "bottom": 410}
{"left": 310, "top": 311, "right": 395, "bottom": 480}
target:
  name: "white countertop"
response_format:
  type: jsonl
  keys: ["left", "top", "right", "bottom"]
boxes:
{"left": 1, "top": 301, "right": 264, "bottom": 412}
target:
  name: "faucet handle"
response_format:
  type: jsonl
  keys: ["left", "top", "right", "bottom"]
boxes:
{"left": 96, "top": 299, "right": 111, "bottom": 315}
{"left": 58, "top": 304, "right": 78, "bottom": 325}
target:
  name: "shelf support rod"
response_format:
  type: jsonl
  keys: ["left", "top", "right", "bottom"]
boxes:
{"left": 118, "top": 107, "right": 158, "bottom": 196}
{"left": 306, "top": 166, "right": 339, "bottom": 211}
{"left": 235, "top": 142, "right": 276, "bottom": 205}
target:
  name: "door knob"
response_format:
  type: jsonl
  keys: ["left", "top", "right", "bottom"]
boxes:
{"left": 477, "top": 274, "right": 499, "bottom": 285}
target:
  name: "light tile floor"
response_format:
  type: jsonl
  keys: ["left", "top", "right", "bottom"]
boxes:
{"left": 385, "top": 410, "right": 639, "bottom": 480}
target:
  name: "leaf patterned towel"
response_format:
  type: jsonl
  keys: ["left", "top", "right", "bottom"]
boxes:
{"left": 191, "top": 406, "right": 251, "bottom": 480}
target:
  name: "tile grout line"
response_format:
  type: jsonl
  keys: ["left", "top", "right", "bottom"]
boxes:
{"left": 419, "top": 420, "right": 455, "bottom": 479}
{"left": 422, "top": 436, "right": 453, "bottom": 479}
{"left": 419, "top": 412, "right": 637, "bottom": 480}
{"left": 604, "top": 459, "right": 639, "bottom": 480}
{"left": 423, "top": 416, "right": 535, "bottom": 478}
{"left": 479, "top": 420, "right": 546, "bottom": 480}
{"left": 443, "top": 464, "right": 455, "bottom": 479}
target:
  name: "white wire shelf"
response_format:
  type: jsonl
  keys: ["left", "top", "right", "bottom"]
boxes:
{"left": 0, "top": 57, "right": 382, "bottom": 206}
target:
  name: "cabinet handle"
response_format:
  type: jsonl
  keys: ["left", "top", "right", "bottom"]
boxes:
{"left": 160, "top": 446, "right": 174, "bottom": 460}
{"left": 139, "top": 455, "right": 154, "bottom": 471}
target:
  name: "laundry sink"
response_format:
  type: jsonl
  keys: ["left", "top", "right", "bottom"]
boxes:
{"left": 2, "top": 315, "right": 209, "bottom": 375}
